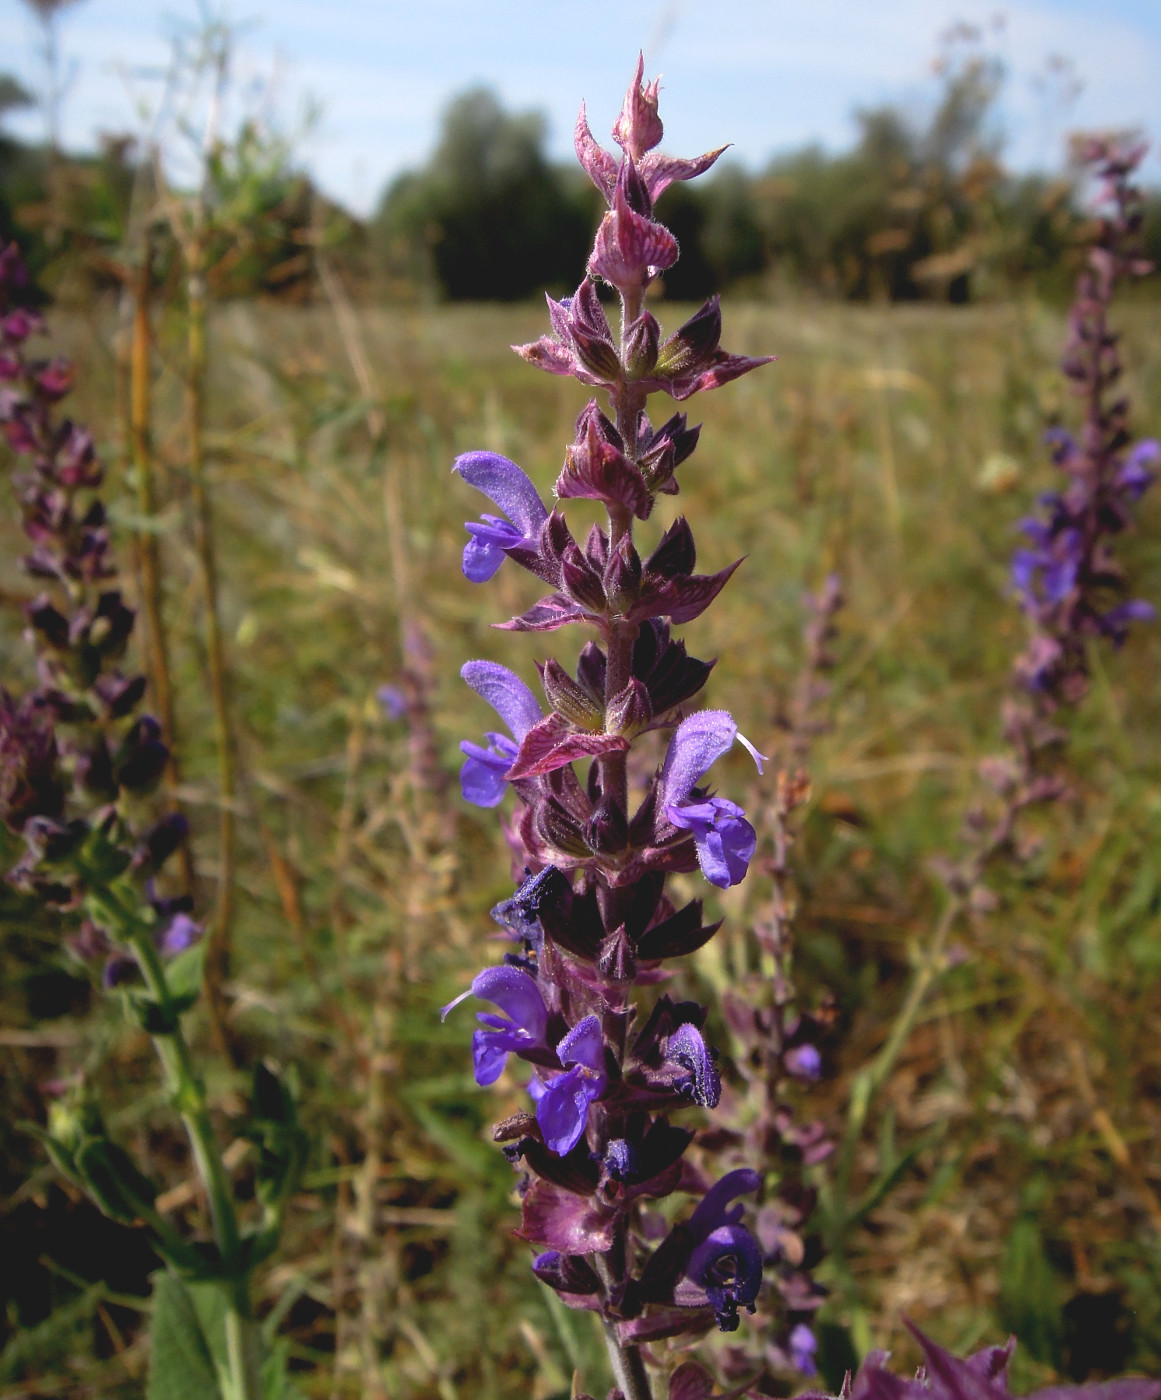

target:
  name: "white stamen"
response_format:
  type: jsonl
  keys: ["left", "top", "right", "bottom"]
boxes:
{"left": 736, "top": 730, "right": 768, "bottom": 775}
{"left": 440, "top": 986, "right": 475, "bottom": 1022}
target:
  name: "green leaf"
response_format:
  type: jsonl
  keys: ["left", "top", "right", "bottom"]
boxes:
{"left": 998, "top": 1215, "right": 1064, "bottom": 1367}
{"left": 75, "top": 1138, "right": 158, "bottom": 1224}
{"left": 167, "top": 941, "right": 207, "bottom": 1003}
{"left": 261, "top": 1341, "right": 309, "bottom": 1400}
{"left": 147, "top": 1272, "right": 223, "bottom": 1400}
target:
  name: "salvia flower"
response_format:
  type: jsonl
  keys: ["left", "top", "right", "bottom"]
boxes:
{"left": 453, "top": 450, "right": 550, "bottom": 583}
{"left": 459, "top": 660, "right": 543, "bottom": 806}
{"left": 679, "top": 1169, "right": 763, "bottom": 1331}
{"left": 443, "top": 964, "right": 550, "bottom": 1086}
{"left": 1010, "top": 138, "right": 1156, "bottom": 702}
{"left": 530, "top": 1015, "right": 608, "bottom": 1155}
{"left": 657, "top": 710, "right": 765, "bottom": 887}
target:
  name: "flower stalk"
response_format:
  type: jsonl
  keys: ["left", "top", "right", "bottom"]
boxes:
{"left": 0, "top": 241, "right": 301, "bottom": 1400}
{"left": 446, "top": 59, "right": 802, "bottom": 1394}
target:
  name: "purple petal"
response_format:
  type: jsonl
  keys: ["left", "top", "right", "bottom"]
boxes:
{"left": 687, "top": 1168, "right": 760, "bottom": 1242}
{"left": 536, "top": 1065, "right": 605, "bottom": 1155}
{"left": 377, "top": 684, "right": 407, "bottom": 719}
{"left": 463, "top": 518, "right": 524, "bottom": 582}
{"left": 462, "top": 661, "right": 543, "bottom": 741}
{"left": 472, "top": 1027, "right": 521, "bottom": 1086}
{"left": 685, "top": 1221, "right": 763, "bottom": 1330}
{"left": 459, "top": 734, "right": 519, "bottom": 807}
{"left": 158, "top": 912, "right": 201, "bottom": 957}
{"left": 667, "top": 796, "right": 756, "bottom": 888}
{"left": 784, "top": 1043, "right": 822, "bottom": 1080}
{"left": 471, "top": 964, "right": 550, "bottom": 1042}
{"left": 789, "top": 1324, "right": 818, "bottom": 1377}
{"left": 557, "top": 1014, "right": 604, "bottom": 1073}
{"left": 657, "top": 710, "right": 738, "bottom": 810}
{"left": 453, "top": 451, "right": 549, "bottom": 538}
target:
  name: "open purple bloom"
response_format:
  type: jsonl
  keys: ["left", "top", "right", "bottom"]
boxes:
{"left": 453, "top": 451, "right": 549, "bottom": 582}
{"left": 377, "top": 684, "right": 407, "bottom": 720}
{"left": 531, "top": 1015, "right": 608, "bottom": 1155}
{"left": 667, "top": 798, "right": 756, "bottom": 889}
{"left": 788, "top": 1323, "right": 818, "bottom": 1376}
{"left": 658, "top": 711, "right": 764, "bottom": 887}
{"left": 158, "top": 912, "right": 202, "bottom": 957}
{"left": 459, "top": 661, "right": 543, "bottom": 806}
{"left": 442, "top": 964, "right": 550, "bottom": 1087}
{"left": 784, "top": 1043, "right": 822, "bottom": 1081}
{"left": 682, "top": 1168, "right": 763, "bottom": 1331}
{"left": 1118, "top": 438, "right": 1159, "bottom": 501}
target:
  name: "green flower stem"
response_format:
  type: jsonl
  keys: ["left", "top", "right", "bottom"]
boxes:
{"left": 593, "top": 1255, "right": 652, "bottom": 1400}
{"left": 87, "top": 885, "right": 262, "bottom": 1400}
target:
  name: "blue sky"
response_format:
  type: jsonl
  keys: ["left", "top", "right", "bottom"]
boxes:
{"left": 2, "top": 0, "right": 1159, "bottom": 214}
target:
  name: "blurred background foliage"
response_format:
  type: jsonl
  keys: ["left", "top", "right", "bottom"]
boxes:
{"left": 3, "top": 24, "right": 1160, "bottom": 309}
{"left": 2, "top": 7, "right": 1161, "bottom": 1399}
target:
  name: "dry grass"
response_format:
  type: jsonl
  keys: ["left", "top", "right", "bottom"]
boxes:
{"left": 2, "top": 292, "right": 1160, "bottom": 1396}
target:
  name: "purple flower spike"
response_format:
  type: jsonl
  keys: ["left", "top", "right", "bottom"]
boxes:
{"left": 453, "top": 451, "right": 549, "bottom": 582}
{"left": 459, "top": 661, "right": 543, "bottom": 806}
{"left": 684, "top": 1168, "right": 763, "bottom": 1331}
{"left": 534, "top": 1014, "right": 608, "bottom": 1155}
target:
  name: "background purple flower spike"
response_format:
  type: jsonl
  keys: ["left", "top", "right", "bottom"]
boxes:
{"left": 453, "top": 450, "right": 550, "bottom": 582}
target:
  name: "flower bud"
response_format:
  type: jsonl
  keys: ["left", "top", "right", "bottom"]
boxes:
{"left": 113, "top": 716, "right": 168, "bottom": 795}
{"left": 541, "top": 659, "right": 603, "bottom": 731}
{"left": 623, "top": 311, "right": 660, "bottom": 379}
{"left": 606, "top": 677, "right": 653, "bottom": 738}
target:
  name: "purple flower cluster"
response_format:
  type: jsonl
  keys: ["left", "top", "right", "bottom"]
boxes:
{"left": 443, "top": 62, "right": 799, "bottom": 1378}
{"left": 0, "top": 242, "right": 194, "bottom": 980}
{"left": 801, "top": 1319, "right": 1160, "bottom": 1400}
{"left": 1011, "top": 137, "right": 1156, "bottom": 701}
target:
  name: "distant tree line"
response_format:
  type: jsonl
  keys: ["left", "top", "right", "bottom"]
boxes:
{"left": 3, "top": 26, "right": 1159, "bottom": 307}
{"left": 373, "top": 32, "right": 1160, "bottom": 304}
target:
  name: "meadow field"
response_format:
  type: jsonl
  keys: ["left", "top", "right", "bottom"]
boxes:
{"left": 2, "top": 291, "right": 1160, "bottom": 1397}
